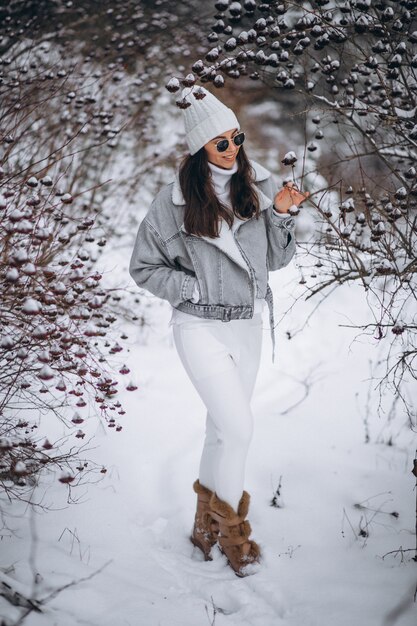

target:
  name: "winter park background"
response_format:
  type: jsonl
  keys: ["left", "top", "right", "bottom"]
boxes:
{"left": 0, "top": 1, "right": 416, "bottom": 625}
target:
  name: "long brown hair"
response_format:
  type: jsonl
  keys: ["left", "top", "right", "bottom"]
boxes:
{"left": 178, "top": 145, "right": 261, "bottom": 238}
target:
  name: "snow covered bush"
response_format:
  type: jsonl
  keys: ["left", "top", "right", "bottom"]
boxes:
{"left": 0, "top": 34, "right": 137, "bottom": 513}
{"left": 0, "top": 168, "right": 131, "bottom": 504}
{"left": 174, "top": 0, "right": 417, "bottom": 423}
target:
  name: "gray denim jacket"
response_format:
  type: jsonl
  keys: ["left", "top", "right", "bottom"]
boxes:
{"left": 129, "top": 159, "right": 296, "bottom": 363}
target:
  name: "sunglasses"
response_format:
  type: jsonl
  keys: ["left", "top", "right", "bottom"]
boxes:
{"left": 214, "top": 132, "right": 245, "bottom": 153}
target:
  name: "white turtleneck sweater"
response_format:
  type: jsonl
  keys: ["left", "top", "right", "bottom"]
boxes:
{"left": 169, "top": 161, "right": 265, "bottom": 326}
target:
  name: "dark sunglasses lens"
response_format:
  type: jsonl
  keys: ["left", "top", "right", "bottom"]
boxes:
{"left": 216, "top": 139, "right": 229, "bottom": 152}
{"left": 233, "top": 132, "right": 245, "bottom": 146}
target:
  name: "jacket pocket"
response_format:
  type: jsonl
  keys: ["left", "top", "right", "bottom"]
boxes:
{"left": 182, "top": 235, "right": 212, "bottom": 304}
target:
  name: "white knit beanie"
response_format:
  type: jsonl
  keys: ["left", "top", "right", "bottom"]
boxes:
{"left": 181, "top": 86, "right": 240, "bottom": 155}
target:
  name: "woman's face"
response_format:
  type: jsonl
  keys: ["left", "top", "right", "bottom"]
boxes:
{"left": 204, "top": 127, "right": 241, "bottom": 169}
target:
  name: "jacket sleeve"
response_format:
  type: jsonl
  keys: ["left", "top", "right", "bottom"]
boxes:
{"left": 264, "top": 175, "right": 297, "bottom": 271}
{"left": 129, "top": 216, "right": 199, "bottom": 308}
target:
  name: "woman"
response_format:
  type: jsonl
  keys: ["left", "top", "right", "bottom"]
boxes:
{"left": 129, "top": 86, "right": 309, "bottom": 577}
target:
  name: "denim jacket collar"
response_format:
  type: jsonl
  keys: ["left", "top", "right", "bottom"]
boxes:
{"left": 172, "top": 159, "right": 274, "bottom": 215}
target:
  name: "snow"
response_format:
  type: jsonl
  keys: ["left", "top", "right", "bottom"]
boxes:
{"left": 1, "top": 246, "right": 415, "bottom": 625}
{"left": 13, "top": 461, "right": 27, "bottom": 475}
{"left": 5, "top": 268, "right": 19, "bottom": 282}
{"left": 22, "top": 298, "right": 42, "bottom": 315}
{"left": 282, "top": 151, "right": 297, "bottom": 164}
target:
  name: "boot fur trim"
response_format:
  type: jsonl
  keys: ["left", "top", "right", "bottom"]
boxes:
{"left": 237, "top": 491, "right": 250, "bottom": 519}
{"left": 193, "top": 479, "right": 214, "bottom": 499}
{"left": 209, "top": 490, "right": 250, "bottom": 521}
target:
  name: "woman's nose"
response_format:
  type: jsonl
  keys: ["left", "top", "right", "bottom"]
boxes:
{"left": 225, "top": 143, "right": 238, "bottom": 155}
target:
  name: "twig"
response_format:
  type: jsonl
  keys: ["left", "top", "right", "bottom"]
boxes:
{"left": 270, "top": 475, "right": 284, "bottom": 508}
{"left": 8, "top": 560, "right": 112, "bottom": 626}
{"left": 412, "top": 450, "right": 417, "bottom": 562}
{"left": 205, "top": 596, "right": 217, "bottom": 626}
{"left": 0, "top": 572, "right": 42, "bottom": 613}
{"left": 381, "top": 547, "right": 415, "bottom": 562}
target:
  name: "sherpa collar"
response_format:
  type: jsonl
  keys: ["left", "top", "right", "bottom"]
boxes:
{"left": 171, "top": 159, "right": 273, "bottom": 209}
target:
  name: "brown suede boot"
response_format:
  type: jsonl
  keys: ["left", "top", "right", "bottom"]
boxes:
{"left": 190, "top": 479, "right": 220, "bottom": 561}
{"left": 209, "top": 490, "right": 261, "bottom": 577}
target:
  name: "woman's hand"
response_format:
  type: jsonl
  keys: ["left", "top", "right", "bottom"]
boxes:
{"left": 274, "top": 181, "right": 310, "bottom": 214}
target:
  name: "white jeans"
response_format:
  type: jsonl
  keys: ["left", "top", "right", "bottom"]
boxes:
{"left": 172, "top": 313, "right": 263, "bottom": 511}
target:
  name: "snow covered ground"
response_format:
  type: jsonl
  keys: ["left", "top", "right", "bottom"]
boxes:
{"left": 1, "top": 247, "right": 416, "bottom": 626}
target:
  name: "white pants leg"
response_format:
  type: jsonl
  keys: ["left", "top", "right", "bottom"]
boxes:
{"left": 172, "top": 313, "right": 263, "bottom": 511}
